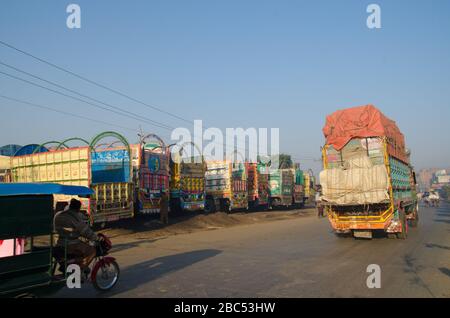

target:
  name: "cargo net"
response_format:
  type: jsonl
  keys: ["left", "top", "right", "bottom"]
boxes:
{"left": 320, "top": 138, "right": 390, "bottom": 206}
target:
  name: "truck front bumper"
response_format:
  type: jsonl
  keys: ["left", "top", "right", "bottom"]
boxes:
{"left": 181, "top": 202, "right": 205, "bottom": 211}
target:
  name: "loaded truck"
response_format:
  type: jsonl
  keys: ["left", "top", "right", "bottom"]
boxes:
{"left": 169, "top": 143, "right": 206, "bottom": 213}
{"left": 292, "top": 166, "right": 306, "bottom": 208}
{"left": 246, "top": 162, "right": 270, "bottom": 210}
{"left": 268, "top": 167, "right": 294, "bottom": 209}
{"left": 303, "top": 171, "right": 316, "bottom": 204}
{"left": 320, "top": 105, "right": 418, "bottom": 239}
{"left": 10, "top": 145, "right": 134, "bottom": 224}
{"left": 268, "top": 164, "right": 305, "bottom": 209}
{"left": 205, "top": 160, "right": 248, "bottom": 213}
{"left": 136, "top": 139, "right": 170, "bottom": 214}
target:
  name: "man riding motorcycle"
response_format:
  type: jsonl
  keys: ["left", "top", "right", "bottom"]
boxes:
{"left": 53, "top": 199, "right": 100, "bottom": 272}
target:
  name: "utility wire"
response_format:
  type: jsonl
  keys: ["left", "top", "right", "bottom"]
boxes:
{"left": 0, "top": 69, "right": 252, "bottom": 155}
{"left": 2, "top": 91, "right": 316, "bottom": 165}
{"left": 0, "top": 41, "right": 271, "bottom": 156}
{"left": 0, "top": 60, "right": 174, "bottom": 131}
{"left": 0, "top": 41, "right": 309, "bottom": 163}
{"left": 0, "top": 40, "right": 192, "bottom": 124}
{"left": 0, "top": 94, "right": 138, "bottom": 133}
{"left": 0, "top": 70, "right": 173, "bottom": 131}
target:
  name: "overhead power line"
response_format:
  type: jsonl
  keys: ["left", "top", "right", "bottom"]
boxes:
{"left": 0, "top": 41, "right": 310, "bottom": 163}
{"left": 0, "top": 68, "right": 251, "bottom": 155}
{"left": 2, "top": 92, "right": 317, "bottom": 165}
{"left": 0, "top": 70, "right": 173, "bottom": 131}
{"left": 0, "top": 94, "right": 138, "bottom": 133}
{"left": 0, "top": 40, "right": 192, "bottom": 124}
{"left": 0, "top": 60, "right": 174, "bottom": 131}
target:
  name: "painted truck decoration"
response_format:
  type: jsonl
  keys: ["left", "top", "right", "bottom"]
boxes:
{"left": 10, "top": 132, "right": 134, "bottom": 224}
{"left": 169, "top": 142, "right": 206, "bottom": 212}
{"left": 246, "top": 162, "right": 269, "bottom": 209}
{"left": 269, "top": 168, "right": 294, "bottom": 208}
{"left": 136, "top": 134, "right": 170, "bottom": 215}
{"left": 268, "top": 164, "right": 305, "bottom": 209}
{"left": 205, "top": 160, "right": 248, "bottom": 213}
{"left": 292, "top": 167, "right": 305, "bottom": 208}
{"left": 320, "top": 105, "right": 418, "bottom": 239}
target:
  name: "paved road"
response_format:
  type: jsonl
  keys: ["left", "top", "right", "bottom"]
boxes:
{"left": 57, "top": 203, "right": 450, "bottom": 298}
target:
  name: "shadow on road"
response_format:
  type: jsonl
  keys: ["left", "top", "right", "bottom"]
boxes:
{"left": 106, "top": 249, "right": 222, "bottom": 297}
{"left": 111, "top": 238, "right": 163, "bottom": 253}
{"left": 433, "top": 219, "right": 450, "bottom": 224}
{"left": 439, "top": 268, "right": 450, "bottom": 278}
{"left": 425, "top": 243, "right": 450, "bottom": 251}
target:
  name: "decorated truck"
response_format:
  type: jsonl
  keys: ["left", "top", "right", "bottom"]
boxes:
{"left": 10, "top": 132, "right": 134, "bottom": 224}
{"left": 268, "top": 166, "right": 294, "bottom": 209}
{"left": 320, "top": 105, "right": 418, "bottom": 239}
{"left": 136, "top": 134, "right": 170, "bottom": 214}
{"left": 205, "top": 160, "right": 248, "bottom": 213}
{"left": 246, "top": 162, "right": 270, "bottom": 210}
{"left": 0, "top": 155, "right": 11, "bottom": 183}
{"left": 303, "top": 170, "right": 316, "bottom": 204}
{"left": 292, "top": 166, "right": 306, "bottom": 208}
{"left": 169, "top": 142, "right": 206, "bottom": 213}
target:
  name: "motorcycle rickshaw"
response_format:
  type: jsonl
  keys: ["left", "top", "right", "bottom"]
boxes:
{"left": 0, "top": 183, "right": 119, "bottom": 298}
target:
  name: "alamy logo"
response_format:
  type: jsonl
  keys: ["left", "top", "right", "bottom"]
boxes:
{"left": 66, "top": 4, "right": 81, "bottom": 29}
{"left": 366, "top": 264, "right": 381, "bottom": 289}
{"left": 66, "top": 264, "right": 81, "bottom": 289}
{"left": 170, "top": 120, "right": 280, "bottom": 173}
{"left": 366, "top": 4, "right": 381, "bottom": 29}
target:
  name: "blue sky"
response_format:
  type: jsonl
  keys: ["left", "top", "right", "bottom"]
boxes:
{"left": 1, "top": 0, "right": 449, "bottom": 172}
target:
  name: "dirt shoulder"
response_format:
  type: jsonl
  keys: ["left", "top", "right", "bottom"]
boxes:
{"left": 100, "top": 207, "right": 317, "bottom": 243}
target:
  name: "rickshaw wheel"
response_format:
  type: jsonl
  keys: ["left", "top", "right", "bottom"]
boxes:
{"left": 92, "top": 260, "right": 120, "bottom": 292}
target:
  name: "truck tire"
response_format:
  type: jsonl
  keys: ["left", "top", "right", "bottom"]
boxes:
{"left": 222, "top": 200, "right": 231, "bottom": 214}
{"left": 204, "top": 198, "right": 216, "bottom": 214}
{"left": 170, "top": 198, "right": 182, "bottom": 216}
{"left": 253, "top": 198, "right": 259, "bottom": 211}
{"left": 396, "top": 209, "right": 408, "bottom": 240}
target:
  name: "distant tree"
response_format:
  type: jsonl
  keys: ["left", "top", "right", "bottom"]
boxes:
{"left": 442, "top": 185, "right": 450, "bottom": 200}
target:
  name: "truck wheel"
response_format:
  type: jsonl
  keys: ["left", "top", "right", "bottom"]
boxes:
{"left": 396, "top": 209, "right": 408, "bottom": 240}
{"left": 253, "top": 199, "right": 259, "bottom": 211}
{"left": 223, "top": 201, "right": 231, "bottom": 214}
{"left": 204, "top": 198, "right": 216, "bottom": 214}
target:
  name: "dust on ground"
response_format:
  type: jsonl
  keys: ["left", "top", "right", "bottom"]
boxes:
{"left": 99, "top": 207, "right": 316, "bottom": 242}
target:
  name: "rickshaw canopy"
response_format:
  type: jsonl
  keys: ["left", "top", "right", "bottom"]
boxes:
{"left": 0, "top": 183, "right": 93, "bottom": 239}
{"left": 0, "top": 183, "right": 93, "bottom": 197}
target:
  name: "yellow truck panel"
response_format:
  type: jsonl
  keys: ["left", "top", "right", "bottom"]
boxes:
{"left": 10, "top": 147, "right": 134, "bottom": 224}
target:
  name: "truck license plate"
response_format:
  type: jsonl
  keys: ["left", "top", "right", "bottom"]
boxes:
{"left": 353, "top": 230, "right": 373, "bottom": 239}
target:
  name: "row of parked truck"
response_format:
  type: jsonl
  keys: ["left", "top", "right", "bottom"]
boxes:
{"left": 4, "top": 132, "right": 315, "bottom": 225}
{"left": 2, "top": 104, "right": 420, "bottom": 239}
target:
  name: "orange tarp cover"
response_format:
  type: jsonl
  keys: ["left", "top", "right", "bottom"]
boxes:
{"left": 323, "top": 105, "right": 408, "bottom": 163}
